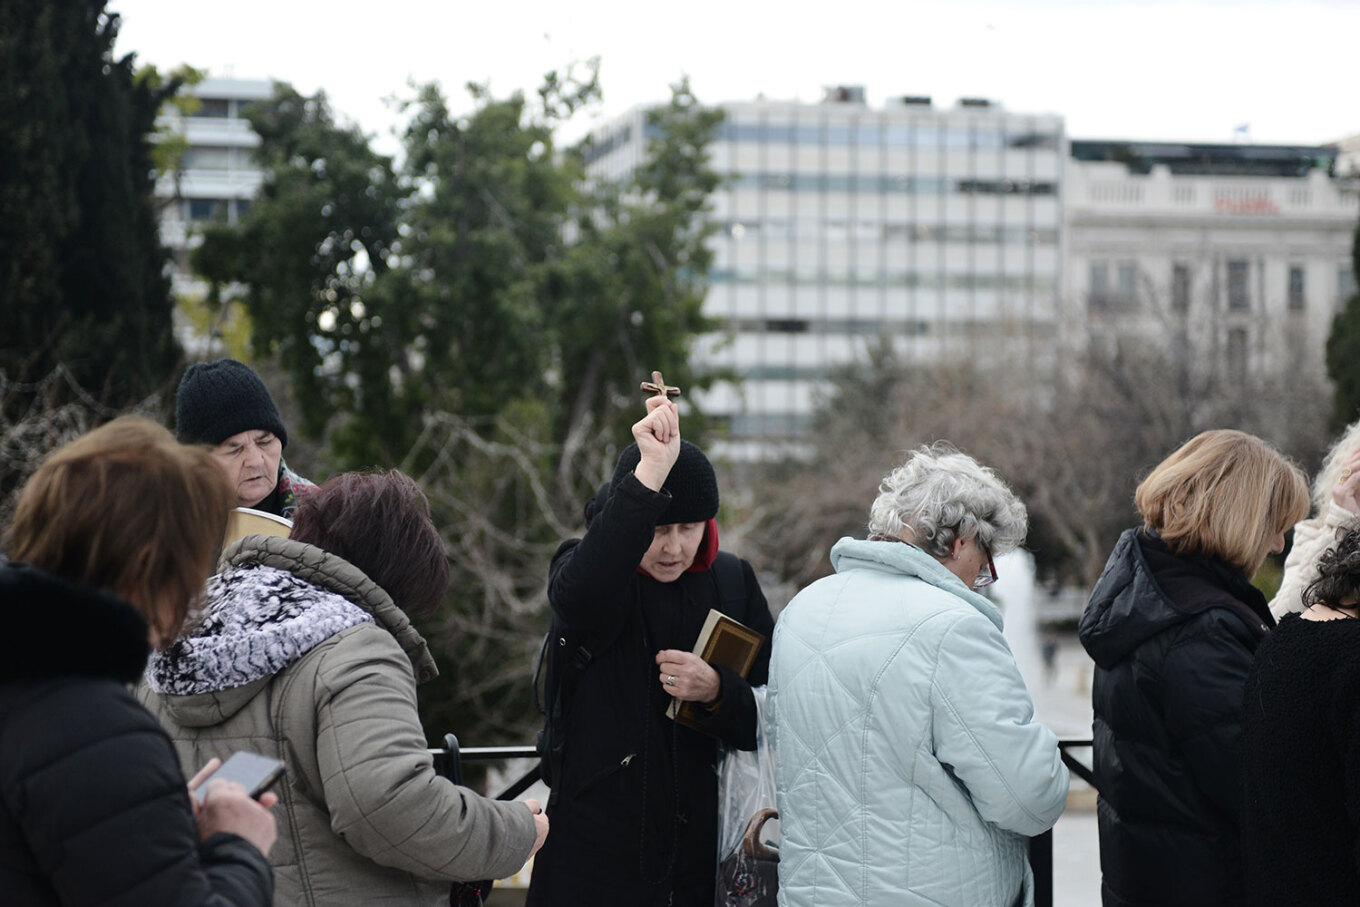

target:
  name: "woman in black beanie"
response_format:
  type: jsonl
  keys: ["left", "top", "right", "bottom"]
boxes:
{"left": 527, "top": 393, "right": 774, "bottom": 907}
{"left": 175, "top": 359, "right": 317, "bottom": 518}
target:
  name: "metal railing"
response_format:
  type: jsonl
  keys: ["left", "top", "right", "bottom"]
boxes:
{"left": 430, "top": 736, "right": 1098, "bottom": 907}
{"left": 1030, "top": 738, "right": 1096, "bottom": 907}
{"left": 429, "top": 736, "right": 541, "bottom": 800}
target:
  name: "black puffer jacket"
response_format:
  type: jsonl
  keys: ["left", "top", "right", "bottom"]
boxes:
{"left": 0, "top": 561, "right": 273, "bottom": 907}
{"left": 525, "top": 473, "right": 774, "bottom": 907}
{"left": 1078, "top": 529, "right": 1272, "bottom": 907}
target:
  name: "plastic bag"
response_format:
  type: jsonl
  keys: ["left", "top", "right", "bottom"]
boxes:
{"left": 715, "top": 685, "right": 779, "bottom": 907}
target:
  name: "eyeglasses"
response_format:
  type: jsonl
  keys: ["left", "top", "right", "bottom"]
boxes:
{"left": 974, "top": 544, "right": 999, "bottom": 589}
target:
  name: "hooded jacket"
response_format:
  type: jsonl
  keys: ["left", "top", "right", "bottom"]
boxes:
{"left": 138, "top": 536, "right": 537, "bottom": 907}
{"left": 770, "top": 537, "right": 1068, "bottom": 907}
{"left": 1079, "top": 529, "right": 1273, "bottom": 907}
{"left": 525, "top": 472, "right": 775, "bottom": 907}
{"left": 0, "top": 560, "right": 273, "bottom": 907}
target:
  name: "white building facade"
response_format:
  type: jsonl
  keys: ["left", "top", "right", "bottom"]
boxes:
{"left": 587, "top": 88, "right": 1065, "bottom": 459}
{"left": 1064, "top": 141, "right": 1359, "bottom": 389}
{"left": 155, "top": 77, "right": 272, "bottom": 296}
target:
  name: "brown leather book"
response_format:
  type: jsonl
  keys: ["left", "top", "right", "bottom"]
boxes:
{"left": 666, "top": 609, "right": 766, "bottom": 733}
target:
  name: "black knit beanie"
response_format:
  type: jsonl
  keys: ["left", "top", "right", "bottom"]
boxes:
{"left": 610, "top": 440, "right": 719, "bottom": 525}
{"left": 175, "top": 359, "right": 288, "bottom": 448}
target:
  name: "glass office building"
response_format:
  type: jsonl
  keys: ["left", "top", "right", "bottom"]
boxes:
{"left": 586, "top": 87, "right": 1065, "bottom": 459}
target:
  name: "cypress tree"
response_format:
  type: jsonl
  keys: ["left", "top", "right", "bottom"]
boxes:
{"left": 1326, "top": 218, "right": 1360, "bottom": 432}
{"left": 0, "top": 0, "right": 180, "bottom": 410}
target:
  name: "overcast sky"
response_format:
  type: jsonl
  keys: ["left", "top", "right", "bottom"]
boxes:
{"left": 110, "top": 0, "right": 1359, "bottom": 154}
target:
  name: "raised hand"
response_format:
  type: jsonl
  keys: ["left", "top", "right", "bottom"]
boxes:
{"left": 1333, "top": 448, "right": 1360, "bottom": 515}
{"left": 632, "top": 395, "right": 681, "bottom": 492}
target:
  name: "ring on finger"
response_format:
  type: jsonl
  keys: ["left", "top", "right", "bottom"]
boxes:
{"left": 1343, "top": 467, "right": 1354, "bottom": 480}
{"left": 666, "top": 674, "right": 676, "bottom": 687}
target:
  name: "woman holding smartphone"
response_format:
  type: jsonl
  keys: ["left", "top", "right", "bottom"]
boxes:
{"left": 0, "top": 417, "right": 277, "bottom": 906}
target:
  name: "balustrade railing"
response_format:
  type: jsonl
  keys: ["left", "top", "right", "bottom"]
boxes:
{"left": 429, "top": 736, "right": 1098, "bottom": 907}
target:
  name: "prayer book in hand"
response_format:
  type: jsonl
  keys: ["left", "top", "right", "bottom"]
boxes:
{"left": 666, "top": 609, "right": 766, "bottom": 733}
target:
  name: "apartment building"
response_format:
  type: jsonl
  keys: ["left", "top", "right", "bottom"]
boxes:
{"left": 155, "top": 76, "right": 272, "bottom": 296}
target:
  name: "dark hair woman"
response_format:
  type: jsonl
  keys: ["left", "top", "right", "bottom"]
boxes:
{"left": 0, "top": 416, "right": 277, "bottom": 906}
{"left": 1079, "top": 429, "right": 1309, "bottom": 907}
{"left": 1241, "top": 524, "right": 1360, "bottom": 905}
{"left": 141, "top": 470, "right": 546, "bottom": 906}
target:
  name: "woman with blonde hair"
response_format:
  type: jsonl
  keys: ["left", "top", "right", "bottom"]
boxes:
{"left": 0, "top": 417, "right": 277, "bottom": 906}
{"left": 1269, "top": 417, "right": 1360, "bottom": 617}
{"left": 1079, "top": 429, "right": 1309, "bottom": 907}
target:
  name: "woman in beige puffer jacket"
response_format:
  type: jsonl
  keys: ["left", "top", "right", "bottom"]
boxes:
{"left": 140, "top": 472, "right": 544, "bottom": 906}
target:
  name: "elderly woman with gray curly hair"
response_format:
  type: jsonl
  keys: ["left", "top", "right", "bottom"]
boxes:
{"left": 769, "top": 443, "right": 1069, "bottom": 907}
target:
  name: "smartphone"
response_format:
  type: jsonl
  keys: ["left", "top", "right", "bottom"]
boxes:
{"left": 195, "top": 751, "right": 285, "bottom": 804}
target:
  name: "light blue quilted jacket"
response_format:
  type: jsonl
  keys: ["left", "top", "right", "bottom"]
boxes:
{"left": 769, "top": 538, "right": 1068, "bottom": 907}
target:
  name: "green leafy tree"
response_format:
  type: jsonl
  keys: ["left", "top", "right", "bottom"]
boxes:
{"left": 141, "top": 63, "right": 205, "bottom": 213}
{"left": 192, "top": 85, "right": 404, "bottom": 452}
{"left": 548, "top": 78, "right": 724, "bottom": 483}
{"left": 1326, "top": 218, "right": 1360, "bottom": 432}
{"left": 196, "top": 71, "right": 727, "bottom": 746}
{"left": 0, "top": 0, "right": 182, "bottom": 412}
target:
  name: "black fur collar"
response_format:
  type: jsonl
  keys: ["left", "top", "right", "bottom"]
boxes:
{"left": 0, "top": 561, "right": 150, "bottom": 684}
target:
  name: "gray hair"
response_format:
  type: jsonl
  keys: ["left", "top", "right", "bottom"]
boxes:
{"left": 1312, "top": 418, "right": 1360, "bottom": 514}
{"left": 867, "top": 442, "right": 1028, "bottom": 559}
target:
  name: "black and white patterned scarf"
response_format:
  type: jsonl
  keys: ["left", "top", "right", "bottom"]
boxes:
{"left": 147, "top": 564, "right": 373, "bottom": 695}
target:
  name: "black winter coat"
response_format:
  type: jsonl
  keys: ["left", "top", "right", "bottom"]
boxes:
{"left": 0, "top": 561, "right": 273, "bottom": 907}
{"left": 525, "top": 473, "right": 774, "bottom": 907}
{"left": 1241, "top": 613, "right": 1360, "bottom": 906}
{"left": 1078, "top": 529, "right": 1272, "bottom": 907}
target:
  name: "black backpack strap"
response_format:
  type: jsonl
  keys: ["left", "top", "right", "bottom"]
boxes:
{"left": 536, "top": 618, "right": 598, "bottom": 807}
{"left": 709, "top": 550, "right": 749, "bottom": 623}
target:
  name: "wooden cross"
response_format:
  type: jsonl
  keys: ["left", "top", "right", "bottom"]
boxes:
{"left": 640, "top": 370, "right": 682, "bottom": 399}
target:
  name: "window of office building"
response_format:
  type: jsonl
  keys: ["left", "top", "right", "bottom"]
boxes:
{"left": 1172, "top": 263, "right": 1191, "bottom": 312}
{"left": 1227, "top": 327, "right": 1248, "bottom": 382}
{"left": 1088, "top": 261, "right": 1137, "bottom": 311}
{"left": 1227, "top": 260, "right": 1250, "bottom": 310}
{"left": 188, "top": 198, "right": 229, "bottom": 221}
{"left": 1088, "top": 261, "right": 1109, "bottom": 310}
{"left": 1116, "top": 261, "right": 1138, "bottom": 309}
{"left": 182, "top": 146, "right": 232, "bottom": 170}
{"left": 1288, "top": 265, "right": 1305, "bottom": 311}
{"left": 1341, "top": 265, "right": 1358, "bottom": 309}
{"left": 191, "top": 98, "right": 232, "bottom": 118}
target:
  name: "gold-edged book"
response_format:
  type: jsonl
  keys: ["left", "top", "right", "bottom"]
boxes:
{"left": 666, "top": 609, "right": 766, "bottom": 733}
{"left": 224, "top": 507, "right": 293, "bottom": 548}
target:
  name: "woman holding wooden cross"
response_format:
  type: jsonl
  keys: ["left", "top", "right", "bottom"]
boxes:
{"left": 527, "top": 374, "right": 775, "bottom": 907}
